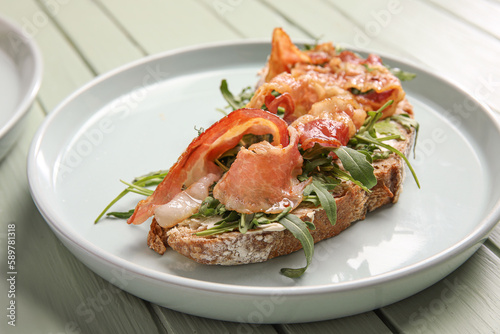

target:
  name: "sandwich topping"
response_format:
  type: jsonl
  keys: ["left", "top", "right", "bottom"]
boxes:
{"left": 96, "top": 28, "right": 419, "bottom": 278}
{"left": 127, "top": 108, "right": 289, "bottom": 226}
{"left": 212, "top": 126, "right": 309, "bottom": 214}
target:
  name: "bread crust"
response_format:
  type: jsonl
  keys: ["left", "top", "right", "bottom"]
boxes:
{"left": 147, "top": 103, "right": 415, "bottom": 265}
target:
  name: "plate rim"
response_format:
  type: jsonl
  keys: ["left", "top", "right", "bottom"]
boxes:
{"left": 0, "top": 14, "right": 43, "bottom": 139}
{"left": 28, "top": 39, "right": 500, "bottom": 298}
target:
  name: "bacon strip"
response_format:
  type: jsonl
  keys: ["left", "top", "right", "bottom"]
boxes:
{"left": 247, "top": 73, "right": 322, "bottom": 122}
{"left": 264, "top": 92, "right": 296, "bottom": 124}
{"left": 293, "top": 118, "right": 350, "bottom": 150}
{"left": 213, "top": 127, "right": 309, "bottom": 214}
{"left": 128, "top": 108, "right": 289, "bottom": 225}
{"left": 330, "top": 51, "right": 405, "bottom": 117}
{"left": 291, "top": 96, "right": 366, "bottom": 151}
{"left": 261, "top": 29, "right": 405, "bottom": 118}
{"left": 265, "top": 28, "right": 311, "bottom": 82}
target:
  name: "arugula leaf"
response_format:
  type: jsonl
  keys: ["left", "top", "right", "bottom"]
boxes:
{"left": 119, "top": 180, "right": 155, "bottom": 196}
{"left": 330, "top": 164, "right": 372, "bottom": 193}
{"left": 106, "top": 209, "right": 135, "bottom": 219}
{"left": 278, "top": 214, "right": 315, "bottom": 278}
{"left": 304, "top": 177, "right": 337, "bottom": 225}
{"left": 334, "top": 147, "right": 377, "bottom": 190}
{"left": 373, "top": 119, "right": 404, "bottom": 138}
{"left": 239, "top": 213, "right": 255, "bottom": 234}
{"left": 271, "top": 206, "right": 294, "bottom": 222}
{"left": 362, "top": 63, "right": 375, "bottom": 72}
{"left": 220, "top": 79, "right": 240, "bottom": 111}
{"left": 195, "top": 221, "right": 240, "bottom": 236}
{"left": 95, "top": 170, "right": 168, "bottom": 223}
{"left": 191, "top": 196, "right": 222, "bottom": 218}
{"left": 356, "top": 132, "right": 420, "bottom": 188}
{"left": 301, "top": 156, "right": 332, "bottom": 176}
{"left": 218, "top": 79, "right": 253, "bottom": 113}
{"left": 194, "top": 125, "right": 205, "bottom": 136}
{"left": 390, "top": 114, "right": 420, "bottom": 157}
{"left": 301, "top": 35, "right": 321, "bottom": 51}
{"left": 389, "top": 67, "right": 417, "bottom": 81}
{"left": 357, "top": 101, "right": 393, "bottom": 135}
{"left": 384, "top": 63, "right": 417, "bottom": 81}
{"left": 347, "top": 100, "right": 420, "bottom": 188}
{"left": 390, "top": 113, "right": 419, "bottom": 131}
{"left": 350, "top": 88, "right": 375, "bottom": 95}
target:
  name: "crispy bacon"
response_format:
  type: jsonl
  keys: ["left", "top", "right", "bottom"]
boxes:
{"left": 127, "top": 108, "right": 289, "bottom": 225}
{"left": 308, "top": 95, "right": 366, "bottom": 132}
{"left": 261, "top": 28, "right": 405, "bottom": 118}
{"left": 293, "top": 118, "right": 350, "bottom": 150}
{"left": 265, "top": 28, "right": 311, "bottom": 82}
{"left": 264, "top": 92, "right": 296, "bottom": 123}
{"left": 213, "top": 127, "right": 310, "bottom": 214}
{"left": 247, "top": 73, "right": 329, "bottom": 122}
{"left": 291, "top": 97, "right": 355, "bottom": 150}
{"left": 329, "top": 51, "right": 405, "bottom": 117}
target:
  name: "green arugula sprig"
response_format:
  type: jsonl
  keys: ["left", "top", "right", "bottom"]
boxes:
{"left": 194, "top": 203, "right": 294, "bottom": 236}
{"left": 217, "top": 79, "right": 254, "bottom": 115}
{"left": 300, "top": 145, "right": 378, "bottom": 204}
{"left": 278, "top": 213, "right": 315, "bottom": 278}
{"left": 387, "top": 65, "right": 417, "bottom": 81}
{"left": 303, "top": 176, "right": 338, "bottom": 225}
{"left": 334, "top": 147, "right": 377, "bottom": 190}
{"left": 94, "top": 170, "right": 168, "bottom": 223}
{"left": 362, "top": 62, "right": 417, "bottom": 82}
{"left": 349, "top": 100, "right": 420, "bottom": 188}
{"left": 389, "top": 113, "right": 420, "bottom": 157}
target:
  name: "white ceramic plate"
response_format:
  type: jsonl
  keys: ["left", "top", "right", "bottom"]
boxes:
{"left": 0, "top": 14, "right": 42, "bottom": 160}
{"left": 28, "top": 41, "right": 500, "bottom": 323}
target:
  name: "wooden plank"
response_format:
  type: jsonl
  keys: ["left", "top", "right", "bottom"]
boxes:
{"left": 36, "top": 0, "right": 145, "bottom": 74}
{"left": 279, "top": 312, "right": 392, "bottom": 334}
{"left": 194, "top": 0, "right": 309, "bottom": 39}
{"left": 95, "top": 0, "right": 241, "bottom": 54}
{"left": 152, "top": 305, "right": 278, "bottom": 334}
{"left": 487, "top": 226, "right": 500, "bottom": 250}
{"left": 424, "top": 0, "right": 500, "bottom": 40}
{"left": 0, "top": 0, "right": 95, "bottom": 112}
{"left": 323, "top": 0, "right": 500, "bottom": 113}
{"left": 379, "top": 246, "right": 500, "bottom": 333}
{"left": 0, "top": 102, "right": 162, "bottom": 334}
{"left": 259, "top": 0, "right": 417, "bottom": 60}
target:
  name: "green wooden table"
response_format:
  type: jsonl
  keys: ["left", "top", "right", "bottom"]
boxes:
{"left": 1, "top": 1, "right": 499, "bottom": 333}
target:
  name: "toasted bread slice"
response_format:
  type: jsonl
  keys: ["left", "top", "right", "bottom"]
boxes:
{"left": 147, "top": 100, "right": 415, "bottom": 265}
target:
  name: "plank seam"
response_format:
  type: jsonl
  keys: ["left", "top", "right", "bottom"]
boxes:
{"left": 35, "top": 97, "right": 49, "bottom": 116}
{"left": 484, "top": 238, "right": 500, "bottom": 259}
{"left": 256, "top": 0, "right": 318, "bottom": 40}
{"left": 146, "top": 303, "right": 171, "bottom": 334}
{"left": 90, "top": 0, "right": 149, "bottom": 57}
{"left": 316, "top": 0, "right": 366, "bottom": 35}
{"left": 374, "top": 309, "right": 400, "bottom": 334}
{"left": 192, "top": 0, "right": 247, "bottom": 38}
{"left": 33, "top": 0, "right": 99, "bottom": 76}
{"left": 272, "top": 324, "right": 289, "bottom": 334}
{"left": 420, "top": 0, "right": 500, "bottom": 42}
{"left": 311, "top": 0, "right": 430, "bottom": 64}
